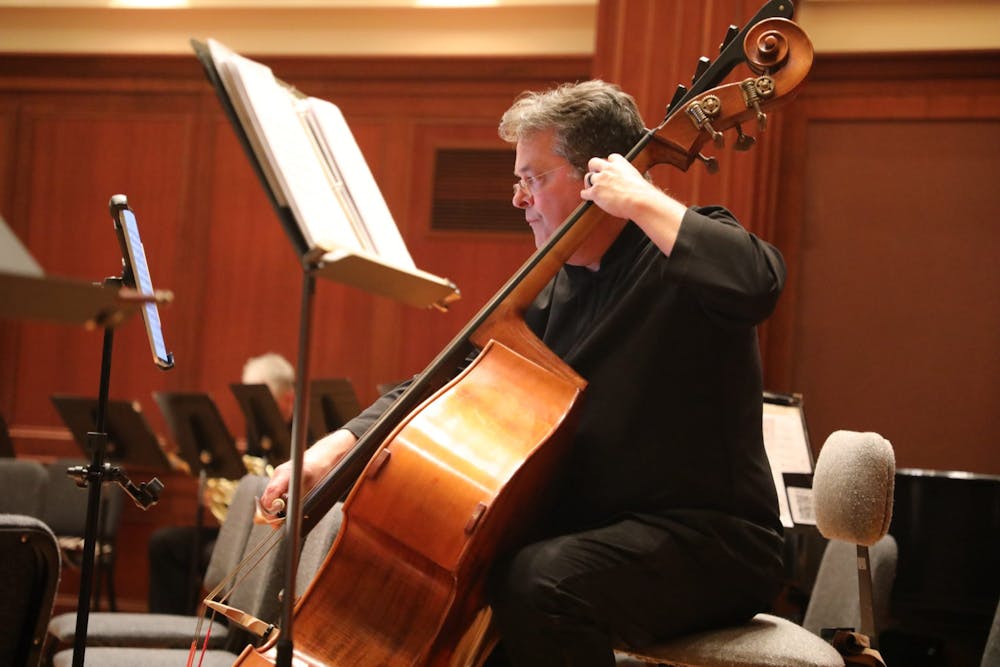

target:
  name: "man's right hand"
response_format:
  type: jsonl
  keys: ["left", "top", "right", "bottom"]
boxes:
{"left": 259, "top": 428, "right": 358, "bottom": 511}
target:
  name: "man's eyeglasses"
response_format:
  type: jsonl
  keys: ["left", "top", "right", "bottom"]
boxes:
{"left": 513, "top": 164, "right": 570, "bottom": 197}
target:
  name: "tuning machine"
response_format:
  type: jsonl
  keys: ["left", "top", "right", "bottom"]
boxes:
{"left": 687, "top": 94, "right": 724, "bottom": 148}
{"left": 733, "top": 124, "right": 756, "bottom": 151}
{"left": 692, "top": 56, "right": 711, "bottom": 84}
{"left": 696, "top": 152, "right": 720, "bottom": 175}
{"left": 719, "top": 24, "right": 739, "bottom": 53}
{"left": 740, "top": 76, "right": 775, "bottom": 133}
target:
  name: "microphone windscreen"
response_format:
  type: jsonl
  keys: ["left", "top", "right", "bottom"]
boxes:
{"left": 813, "top": 430, "right": 895, "bottom": 545}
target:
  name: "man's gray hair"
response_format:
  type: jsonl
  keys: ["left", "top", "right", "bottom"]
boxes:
{"left": 498, "top": 80, "right": 646, "bottom": 173}
{"left": 242, "top": 352, "right": 295, "bottom": 397}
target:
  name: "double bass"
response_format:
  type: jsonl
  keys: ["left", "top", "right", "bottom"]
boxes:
{"left": 230, "top": 7, "right": 813, "bottom": 667}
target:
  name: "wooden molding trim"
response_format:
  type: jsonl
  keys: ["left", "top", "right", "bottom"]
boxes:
{"left": 807, "top": 50, "right": 1000, "bottom": 82}
{"left": 0, "top": 52, "right": 592, "bottom": 92}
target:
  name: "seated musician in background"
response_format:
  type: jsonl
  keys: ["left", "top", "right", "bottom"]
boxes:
{"left": 148, "top": 352, "right": 294, "bottom": 615}
{"left": 262, "top": 80, "right": 786, "bottom": 665}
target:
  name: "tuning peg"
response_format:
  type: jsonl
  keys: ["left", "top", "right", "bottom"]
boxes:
{"left": 740, "top": 76, "right": 774, "bottom": 133}
{"left": 692, "top": 56, "right": 710, "bottom": 84}
{"left": 696, "top": 153, "right": 720, "bottom": 174}
{"left": 733, "top": 124, "right": 756, "bottom": 151}
{"left": 686, "top": 96, "right": 724, "bottom": 148}
{"left": 663, "top": 84, "right": 687, "bottom": 119}
{"left": 719, "top": 25, "right": 739, "bottom": 52}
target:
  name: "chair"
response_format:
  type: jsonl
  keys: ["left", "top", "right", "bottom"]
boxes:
{"left": 43, "top": 474, "right": 268, "bottom": 663}
{"left": 983, "top": 597, "right": 1000, "bottom": 667}
{"left": 294, "top": 500, "right": 344, "bottom": 595}
{"left": 0, "top": 514, "right": 61, "bottom": 667}
{"left": 616, "top": 430, "right": 896, "bottom": 667}
{"left": 49, "top": 500, "right": 345, "bottom": 667}
{"left": 802, "top": 535, "right": 897, "bottom": 640}
{"left": 41, "top": 458, "right": 124, "bottom": 611}
{"left": 0, "top": 459, "right": 49, "bottom": 516}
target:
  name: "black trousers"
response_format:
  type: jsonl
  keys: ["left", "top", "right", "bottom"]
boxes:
{"left": 147, "top": 525, "right": 219, "bottom": 615}
{"left": 486, "top": 511, "right": 784, "bottom": 667}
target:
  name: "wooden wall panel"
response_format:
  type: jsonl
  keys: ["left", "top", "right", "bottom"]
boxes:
{"left": 766, "top": 53, "right": 1000, "bottom": 474}
{"left": 7, "top": 102, "right": 198, "bottom": 435}
{"left": 594, "top": 1, "right": 1000, "bottom": 477}
{"left": 192, "top": 116, "right": 303, "bottom": 428}
{"left": 0, "top": 104, "right": 18, "bottom": 419}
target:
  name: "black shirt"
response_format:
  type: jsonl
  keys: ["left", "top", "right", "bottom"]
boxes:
{"left": 345, "top": 205, "right": 785, "bottom": 535}
{"left": 523, "top": 207, "right": 784, "bottom": 533}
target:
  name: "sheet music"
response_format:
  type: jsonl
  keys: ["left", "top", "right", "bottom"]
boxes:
{"left": 208, "top": 39, "right": 361, "bottom": 255}
{"left": 301, "top": 98, "right": 417, "bottom": 269}
{"left": 786, "top": 485, "right": 816, "bottom": 525}
{"left": 762, "top": 400, "right": 814, "bottom": 528}
{"left": 0, "top": 216, "right": 44, "bottom": 277}
{"left": 200, "top": 39, "right": 458, "bottom": 310}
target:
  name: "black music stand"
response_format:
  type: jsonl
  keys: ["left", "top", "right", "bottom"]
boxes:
{"left": 0, "top": 216, "right": 148, "bottom": 329}
{"left": 2, "top": 213, "right": 168, "bottom": 667}
{"left": 153, "top": 391, "right": 246, "bottom": 611}
{"left": 49, "top": 394, "right": 172, "bottom": 609}
{"left": 192, "top": 39, "right": 460, "bottom": 667}
{"left": 229, "top": 383, "right": 291, "bottom": 465}
{"left": 50, "top": 395, "right": 172, "bottom": 470}
{"left": 307, "top": 378, "right": 361, "bottom": 442}
{"left": 153, "top": 391, "right": 245, "bottom": 481}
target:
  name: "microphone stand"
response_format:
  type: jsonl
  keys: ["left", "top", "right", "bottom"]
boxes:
{"left": 70, "top": 274, "right": 164, "bottom": 667}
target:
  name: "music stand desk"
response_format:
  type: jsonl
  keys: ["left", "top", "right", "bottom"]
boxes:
{"left": 229, "top": 383, "right": 291, "bottom": 465}
{"left": 1, "top": 217, "right": 160, "bottom": 329}
{"left": 308, "top": 377, "right": 361, "bottom": 441}
{"left": 153, "top": 391, "right": 245, "bottom": 481}
{"left": 50, "top": 395, "right": 172, "bottom": 470}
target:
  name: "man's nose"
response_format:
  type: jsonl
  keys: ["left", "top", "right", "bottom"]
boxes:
{"left": 512, "top": 187, "right": 531, "bottom": 208}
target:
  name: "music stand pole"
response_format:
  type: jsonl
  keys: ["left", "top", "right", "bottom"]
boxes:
{"left": 70, "top": 277, "right": 118, "bottom": 667}
{"left": 275, "top": 268, "right": 316, "bottom": 667}
{"left": 70, "top": 276, "right": 164, "bottom": 667}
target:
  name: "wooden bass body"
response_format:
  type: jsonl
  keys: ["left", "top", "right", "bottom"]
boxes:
{"left": 235, "top": 338, "right": 585, "bottom": 666}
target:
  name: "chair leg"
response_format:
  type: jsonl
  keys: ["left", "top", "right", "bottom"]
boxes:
{"left": 93, "top": 548, "right": 104, "bottom": 611}
{"left": 105, "top": 551, "right": 117, "bottom": 611}
{"left": 857, "top": 544, "right": 876, "bottom": 646}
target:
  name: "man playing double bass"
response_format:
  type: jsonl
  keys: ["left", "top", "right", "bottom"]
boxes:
{"left": 262, "top": 80, "right": 786, "bottom": 666}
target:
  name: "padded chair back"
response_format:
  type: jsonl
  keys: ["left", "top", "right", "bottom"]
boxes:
{"left": 812, "top": 430, "right": 895, "bottom": 545}
{"left": 203, "top": 474, "right": 269, "bottom": 592}
{"left": 295, "top": 501, "right": 344, "bottom": 597}
{"left": 983, "top": 597, "right": 1000, "bottom": 667}
{"left": 615, "top": 430, "right": 896, "bottom": 667}
{"left": 42, "top": 458, "right": 125, "bottom": 610}
{"left": 0, "top": 459, "right": 48, "bottom": 516}
{"left": 812, "top": 430, "right": 895, "bottom": 646}
{"left": 214, "top": 498, "right": 345, "bottom": 654}
{"left": 802, "top": 534, "right": 898, "bottom": 636}
{"left": 41, "top": 459, "right": 124, "bottom": 541}
{"left": 218, "top": 521, "right": 288, "bottom": 653}
{"left": 0, "top": 514, "right": 61, "bottom": 667}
